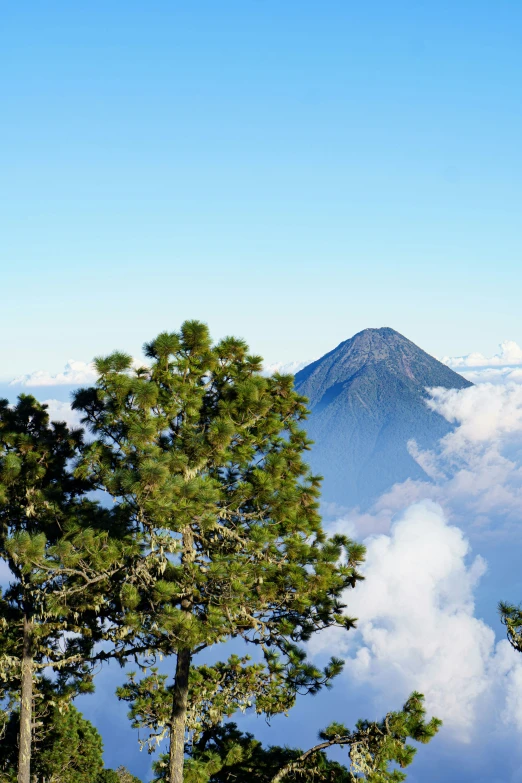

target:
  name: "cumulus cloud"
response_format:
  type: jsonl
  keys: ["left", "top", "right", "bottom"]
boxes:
{"left": 10, "top": 360, "right": 98, "bottom": 387}
{"left": 311, "top": 502, "right": 522, "bottom": 740}
{"left": 310, "top": 382, "right": 522, "bottom": 756}
{"left": 426, "top": 383, "right": 522, "bottom": 443}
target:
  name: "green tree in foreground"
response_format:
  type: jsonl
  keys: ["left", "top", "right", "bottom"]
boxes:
{"left": 0, "top": 703, "right": 103, "bottom": 783}
{"left": 0, "top": 701, "right": 143, "bottom": 783}
{"left": 152, "top": 692, "right": 441, "bottom": 783}
{"left": 499, "top": 601, "right": 522, "bottom": 652}
{"left": 0, "top": 396, "right": 131, "bottom": 783}
{"left": 73, "top": 321, "right": 366, "bottom": 783}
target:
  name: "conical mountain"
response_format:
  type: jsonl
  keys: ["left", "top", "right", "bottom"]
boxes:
{"left": 294, "top": 327, "right": 472, "bottom": 509}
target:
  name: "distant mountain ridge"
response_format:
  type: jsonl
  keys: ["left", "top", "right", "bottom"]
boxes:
{"left": 294, "top": 327, "right": 472, "bottom": 509}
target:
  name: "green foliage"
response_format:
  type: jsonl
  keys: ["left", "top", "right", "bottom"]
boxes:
{"left": 152, "top": 721, "right": 352, "bottom": 783}
{"left": 150, "top": 692, "right": 440, "bottom": 783}
{"left": 117, "top": 652, "right": 345, "bottom": 752}
{"left": 97, "top": 771, "right": 121, "bottom": 783}
{"left": 0, "top": 395, "right": 137, "bottom": 780}
{"left": 0, "top": 393, "right": 140, "bottom": 665}
{"left": 97, "top": 767, "right": 143, "bottom": 783}
{"left": 0, "top": 704, "right": 104, "bottom": 783}
{"left": 72, "top": 322, "right": 366, "bottom": 777}
{"left": 0, "top": 326, "right": 443, "bottom": 783}
{"left": 499, "top": 601, "right": 522, "bottom": 652}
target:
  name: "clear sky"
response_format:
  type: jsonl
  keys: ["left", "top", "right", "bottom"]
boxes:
{"left": 2, "top": 1, "right": 522, "bottom": 379}
{"left": 3, "top": 9, "right": 522, "bottom": 778}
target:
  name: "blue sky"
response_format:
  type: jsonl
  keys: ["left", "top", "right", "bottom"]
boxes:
{"left": 2, "top": 1, "right": 522, "bottom": 379}
{"left": 3, "top": 6, "right": 522, "bottom": 780}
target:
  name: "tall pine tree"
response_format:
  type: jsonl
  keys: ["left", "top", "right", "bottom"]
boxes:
{"left": 0, "top": 396, "right": 132, "bottom": 783}
{"left": 72, "top": 321, "right": 366, "bottom": 783}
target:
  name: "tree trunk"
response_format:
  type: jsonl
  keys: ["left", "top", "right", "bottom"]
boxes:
{"left": 168, "top": 525, "right": 194, "bottom": 783}
{"left": 168, "top": 647, "right": 191, "bottom": 783}
{"left": 17, "top": 615, "right": 34, "bottom": 783}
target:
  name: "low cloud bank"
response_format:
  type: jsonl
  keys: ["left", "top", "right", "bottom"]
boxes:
{"left": 309, "top": 379, "right": 522, "bottom": 778}
{"left": 334, "top": 383, "right": 522, "bottom": 540}
{"left": 10, "top": 360, "right": 98, "bottom": 387}
{"left": 442, "top": 340, "right": 522, "bottom": 368}
{"left": 442, "top": 341, "right": 522, "bottom": 385}
{"left": 263, "top": 359, "right": 315, "bottom": 376}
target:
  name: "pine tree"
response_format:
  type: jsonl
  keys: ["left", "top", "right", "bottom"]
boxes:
{"left": 150, "top": 692, "right": 441, "bottom": 783}
{"left": 0, "top": 396, "right": 132, "bottom": 783}
{"left": 72, "top": 321, "right": 366, "bottom": 783}
{"left": 0, "top": 700, "right": 144, "bottom": 783}
{"left": 0, "top": 702, "right": 104, "bottom": 783}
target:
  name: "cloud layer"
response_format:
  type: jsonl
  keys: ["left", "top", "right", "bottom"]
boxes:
{"left": 10, "top": 360, "right": 98, "bottom": 387}
{"left": 263, "top": 359, "right": 316, "bottom": 376}
{"left": 333, "top": 383, "right": 522, "bottom": 540}
{"left": 312, "top": 503, "right": 522, "bottom": 743}
{"left": 442, "top": 340, "right": 522, "bottom": 368}
{"left": 442, "top": 341, "right": 522, "bottom": 385}
{"left": 308, "top": 377, "right": 522, "bottom": 779}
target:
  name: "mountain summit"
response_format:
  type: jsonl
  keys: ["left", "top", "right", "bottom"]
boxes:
{"left": 294, "top": 327, "right": 471, "bottom": 509}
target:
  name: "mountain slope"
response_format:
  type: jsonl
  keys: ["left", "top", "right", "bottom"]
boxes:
{"left": 294, "top": 327, "right": 472, "bottom": 509}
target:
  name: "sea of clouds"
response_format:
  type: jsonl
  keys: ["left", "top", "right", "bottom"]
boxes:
{"left": 304, "top": 343, "right": 522, "bottom": 781}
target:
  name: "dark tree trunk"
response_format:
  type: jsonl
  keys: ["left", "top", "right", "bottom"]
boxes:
{"left": 168, "top": 647, "right": 191, "bottom": 783}
{"left": 168, "top": 525, "right": 195, "bottom": 783}
{"left": 17, "top": 615, "right": 33, "bottom": 783}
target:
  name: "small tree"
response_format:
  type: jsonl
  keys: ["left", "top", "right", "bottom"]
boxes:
{"left": 499, "top": 601, "right": 522, "bottom": 652}
{"left": 73, "top": 322, "right": 366, "bottom": 783}
{"left": 98, "top": 766, "right": 143, "bottom": 783}
{"left": 0, "top": 702, "right": 104, "bottom": 783}
{"left": 0, "top": 396, "right": 131, "bottom": 783}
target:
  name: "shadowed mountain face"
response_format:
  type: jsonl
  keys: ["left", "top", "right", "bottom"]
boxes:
{"left": 294, "top": 327, "right": 472, "bottom": 510}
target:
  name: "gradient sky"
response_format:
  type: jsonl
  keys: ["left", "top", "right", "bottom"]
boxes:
{"left": 4, "top": 8, "right": 522, "bottom": 779}
{"left": 2, "top": 1, "right": 522, "bottom": 379}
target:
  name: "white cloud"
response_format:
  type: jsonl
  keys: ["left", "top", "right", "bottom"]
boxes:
{"left": 10, "top": 359, "right": 98, "bottom": 387}
{"left": 442, "top": 340, "right": 522, "bottom": 368}
{"left": 311, "top": 502, "right": 522, "bottom": 740}
{"left": 9, "top": 356, "right": 148, "bottom": 388}
{"left": 426, "top": 383, "right": 522, "bottom": 443}
{"left": 43, "top": 399, "right": 84, "bottom": 430}
{"left": 440, "top": 340, "right": 522, "bottom": 385}
{"left": 310, "top": 382, "right": 522, "bottom": 754}
{"left": 263, "top": 359, "right": 315, "bottom": 376}
{"left": 459, "top": 367, "right": 522, "bottom": 385}
{"left": 340, "top": 384, "right": 522, "bottom": 539}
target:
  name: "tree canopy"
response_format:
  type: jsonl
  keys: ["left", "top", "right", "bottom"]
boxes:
{"left": 0, "top": 395, "right": 132, "bottom": 783}
{"left": 151, "top": 692, "right": 441, "bottom": 783}
{"left": 0, "top": 322, "right": 442, "bottom": 783}
{"left": 72, "top": 321, "right": 366, "bottom": 783}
